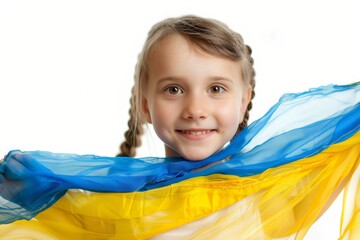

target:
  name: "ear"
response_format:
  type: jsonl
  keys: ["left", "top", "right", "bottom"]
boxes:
{"left": 142, "top": 96, "right": 152, "bottom": 124}
{"left": 239, "top": 86, "right": 252, "bottom": 121}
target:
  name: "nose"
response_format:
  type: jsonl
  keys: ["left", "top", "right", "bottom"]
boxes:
{"left": 181, "top": 94, "right": 208, "bottom": 120}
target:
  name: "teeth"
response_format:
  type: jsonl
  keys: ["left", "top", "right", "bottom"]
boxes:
{"left": 181, "top": 130, "right": 212, "bottom": 135}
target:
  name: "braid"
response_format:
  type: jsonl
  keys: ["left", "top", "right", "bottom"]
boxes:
{"left": 117, "top": 86, "right": 144, "bottom": 157}
{"left": 235, "top": 45, "right": 256, "bottom": 136}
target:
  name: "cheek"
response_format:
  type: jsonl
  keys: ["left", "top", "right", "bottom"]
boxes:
{"left": 151, "top": 109, "right": 168, "bottom": 126}
{"left": 215, "top": 101, "right": 243, "bottom": 130}
{"left": 149, "top": 103, "right": 178, "bottom": 145}
{"left": 149, "top": 101, "right": 175, "bottom": 129}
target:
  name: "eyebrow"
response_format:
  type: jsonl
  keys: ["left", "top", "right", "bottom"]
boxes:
{"left": 156, "top": 76, "right": 235, "bottom": 84}
{"left": 156, "top": 77, "right": 181, "bottom": 84}
{"left": 208, "top": 76, "right": 235, "bottom": 84}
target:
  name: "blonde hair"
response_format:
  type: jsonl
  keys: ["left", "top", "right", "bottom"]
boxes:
{"left": 118, "top": 15, "right": 256, "bottom": 157}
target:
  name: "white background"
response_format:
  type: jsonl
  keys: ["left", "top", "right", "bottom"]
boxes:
{"left": 0, "top": 0, "right": 359, "bottom": 239}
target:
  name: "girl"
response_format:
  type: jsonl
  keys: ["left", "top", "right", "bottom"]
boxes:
{"left": 117, "top": 15, "right": 255, "bottom": 161}
{"left": 0, "top": 15, "right": 359, "bottom": 239}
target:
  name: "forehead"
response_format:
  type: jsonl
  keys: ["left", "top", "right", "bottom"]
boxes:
{"left": 149, "top": 33, "right": 220, "bottom": 61}
{"left": 147, "top": 34, "right": 242, "bottom": 79}
{"left": 149, "top": 34, "right": 197, "bottom": 61}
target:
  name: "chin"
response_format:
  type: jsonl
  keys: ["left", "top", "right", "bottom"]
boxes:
{"left": 184, "top": 157, "right": 206, "bottom": 161}
{"left": 181, "top": 153, "right": 212, "bottom": 161}
{"left": 165, "top": 146, "right": 216, "bottom": 161}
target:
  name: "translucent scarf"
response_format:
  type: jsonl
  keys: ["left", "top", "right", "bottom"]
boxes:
{"left": 1, "top": 83, "right": 359, "bottom": 239}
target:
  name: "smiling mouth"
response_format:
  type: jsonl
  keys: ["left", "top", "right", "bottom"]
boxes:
{"left": 176, "top": 129, "right": 216, "bottom": 136}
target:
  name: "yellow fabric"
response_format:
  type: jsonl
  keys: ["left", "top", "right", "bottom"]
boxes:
{"left": 0, "top": 131, "right": 359, "bottom": 239}
{"left": 340, "top": 157, "right": 360, "bottom": 239}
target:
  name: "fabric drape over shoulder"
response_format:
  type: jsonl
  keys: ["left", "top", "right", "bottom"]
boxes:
{"left": 0, "top": 82, "right": 359, "bottom": 239}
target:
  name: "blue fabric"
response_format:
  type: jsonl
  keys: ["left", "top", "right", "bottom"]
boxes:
{"left": 0, "top": 82, "right": 359, "bottom": 224}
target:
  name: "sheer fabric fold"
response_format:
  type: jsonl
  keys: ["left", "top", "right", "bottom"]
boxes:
{"left": 0, "top": 83, "right": 359, "bottom": 239}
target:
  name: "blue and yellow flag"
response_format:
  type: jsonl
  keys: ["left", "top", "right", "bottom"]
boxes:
{"left": 1, "top": 83, "right": 359, "bottom": 239}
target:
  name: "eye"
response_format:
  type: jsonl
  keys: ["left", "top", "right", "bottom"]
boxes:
{"left": 166, "top": 86, "right": 183, "bottom": 95}
{"left": 209, "top": 85, "right": 225, "bottom": 94}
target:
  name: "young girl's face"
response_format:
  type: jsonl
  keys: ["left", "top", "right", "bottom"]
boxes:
{"left": 142, "top": 34, "right": 251, "bottom": 161}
